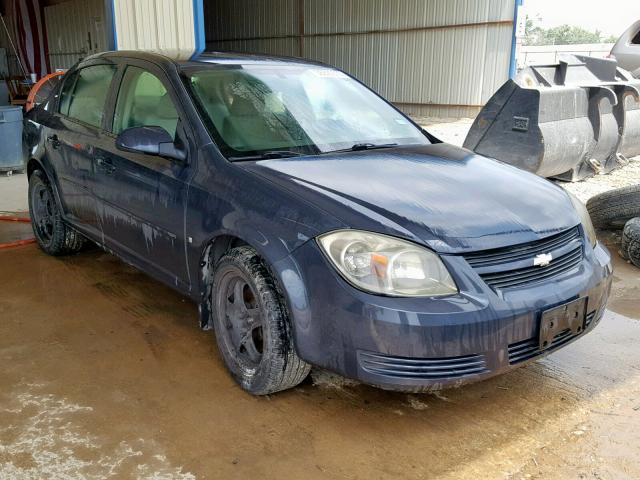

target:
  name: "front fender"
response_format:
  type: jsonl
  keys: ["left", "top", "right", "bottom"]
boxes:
{"left": 186, "top": 146, "right": 347, "bottom": 330}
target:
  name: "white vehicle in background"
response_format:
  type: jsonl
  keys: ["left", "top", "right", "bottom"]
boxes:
{"left": 610, "top": 20, "right": 640, "bottom": 76}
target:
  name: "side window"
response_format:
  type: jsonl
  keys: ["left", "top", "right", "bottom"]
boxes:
{"left": 59, "top": 65, "right": 116, "bottom": 128}
{"left": 113, "top": 66, "right": 179, "bottom": 139}
{"left": 632, "top": 29, "right": 640, "bottom": 45}
{"left": 58, "top": 72, "right": 77, "bottom": 116}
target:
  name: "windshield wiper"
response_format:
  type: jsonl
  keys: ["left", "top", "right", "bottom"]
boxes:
{"left": 323, "top": 143, "right": 399, "bottom": 154}
{"left": 228, "top": 150, "right": 309, "bottom": 161}
{"left": 351, "top": 142, "right": 398, "bottom": 151}
{"left": 230, "top": 143, "right": 398, "bottom": 160}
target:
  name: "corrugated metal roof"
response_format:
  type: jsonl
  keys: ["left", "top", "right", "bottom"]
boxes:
{"left": 305, "top": 0, "right": 512, "bottom": 34}
{"left": 206, "top": 0, "right": 299, "bottom": 40}
{"left": 113, "top": 0, "right": 196, "bottom": 60}
{"left": 210, "top": 38, "right": 300, "bottom": 58}
{"left": 205, "top": 0, "right": 515, "bottom": 118}
{"left": 44, "top": 0, "right": 107, "bottom": 70}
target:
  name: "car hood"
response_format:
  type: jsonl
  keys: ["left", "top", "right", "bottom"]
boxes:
{"left": 239, "top": 143, "right": 580, "bottom": 254}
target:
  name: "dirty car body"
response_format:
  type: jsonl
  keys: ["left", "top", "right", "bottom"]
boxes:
{"left": 24, "top": 51, "right": 613, "bottom": 392}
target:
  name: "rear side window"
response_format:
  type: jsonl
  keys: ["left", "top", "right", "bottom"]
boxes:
{"left": 58, "top": 72, "right": 77, "bottom": 115}
{"left": 59, "top": 65, "right": 116, "bottom": 128}
{"left": 112, "top": 66, "right": 179, "bottom": 139}
{"left": 632, "top": 29, "right": 640, "bottom": 45}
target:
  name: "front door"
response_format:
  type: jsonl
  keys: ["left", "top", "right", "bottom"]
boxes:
{"left": 94, "top": 63, "right": 192, "bottom": 288}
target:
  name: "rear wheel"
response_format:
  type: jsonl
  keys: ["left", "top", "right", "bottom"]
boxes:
{"left": 28, "top": 169, "right": 84, "bottom": 255}
{"left": 211, "top": 246, "right": 310, "bottom": 395}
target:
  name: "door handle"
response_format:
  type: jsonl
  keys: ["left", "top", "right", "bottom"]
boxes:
{"left": 46, "top": 134, "right": 61, "bottom": 149}
{"left": 96, "top": 157, "right": 116, "bottom": 174}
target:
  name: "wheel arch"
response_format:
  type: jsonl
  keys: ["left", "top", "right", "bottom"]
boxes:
{"left": 26, "top": 157, "right": 66, "bottom": 214}
{"left": 27, "top": 157, "right": 43, "bottom": 178}
{"left": 196, "top": 232, "right": 303, "bottom": 335}
{"left": 198, "top": 234, "right": 251, "bottom": 330}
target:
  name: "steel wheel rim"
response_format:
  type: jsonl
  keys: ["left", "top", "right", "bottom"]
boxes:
{"left": 216, "top": 269, "right": 264, "bottom": 372}
{"left": 31, "top": 183, "right": 54, "bottom": 245}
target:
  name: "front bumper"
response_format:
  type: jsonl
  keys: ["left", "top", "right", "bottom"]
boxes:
{"left": 278, "top": 238, "right": 613, "bottom": 391}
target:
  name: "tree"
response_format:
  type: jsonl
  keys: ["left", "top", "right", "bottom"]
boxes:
{"left": 523, "top": 15, "right": 617, "bottom": 46}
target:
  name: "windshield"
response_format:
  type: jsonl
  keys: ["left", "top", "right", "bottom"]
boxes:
{"left": 186, "top": 64, "right": 429, "bottom": 159}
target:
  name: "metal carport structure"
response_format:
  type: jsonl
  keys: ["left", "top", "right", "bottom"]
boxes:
{"left": 0, "top": 0, "right": 520, "bottom": 118}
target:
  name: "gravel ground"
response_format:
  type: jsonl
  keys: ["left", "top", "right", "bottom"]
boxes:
{"left": 415, "top": 116, "right": 640, "bottom": 203}
{"left": 559, "top": 158, "right": 640, "bottom": 202}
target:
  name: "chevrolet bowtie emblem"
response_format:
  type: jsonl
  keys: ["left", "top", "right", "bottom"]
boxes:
{"left": 533, "top": 253, "right": 553, "bottom": 267}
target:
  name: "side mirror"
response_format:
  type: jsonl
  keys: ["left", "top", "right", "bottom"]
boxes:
{"left": 116, "top": 126, "right": 186, "bottom": 163}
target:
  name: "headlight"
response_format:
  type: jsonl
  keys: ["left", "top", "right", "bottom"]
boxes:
{"left": 567, "top": 192, "right": 597, "bottom": 247}
{"left": 317, "top": 230, "right": 458, "bottom": 297}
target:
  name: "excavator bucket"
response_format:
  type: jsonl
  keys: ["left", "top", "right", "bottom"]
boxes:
{"left": 463, "top": 55, "right": 640, "bottom": 181}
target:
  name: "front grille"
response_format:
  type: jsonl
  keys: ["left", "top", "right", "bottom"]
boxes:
{"left": 358, "top": 351, "right": 489, "bottom": 380}
{"left": 507, "top": 311, "right": 595, "bottom": 365}
{"left": 463, "top": 227, "right": 583, "bottom": 290}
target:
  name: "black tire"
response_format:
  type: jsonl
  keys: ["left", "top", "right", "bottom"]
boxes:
{"left": 621, "top": 218, "right": 640, "bottom": 260}
{"left": 28, "top": 169, "right": 84, "bottom": 256}
{"left": 211, "top": 246, "right": 310, "bottom": 395}
{"left": 586, "top": 185, "right": 640, "bottom": 230}
{"left": 628, "top": 242, "right": 640, "bottom": 268}
{"left": 622, "top": 218, "right": 640, "bottom": 268}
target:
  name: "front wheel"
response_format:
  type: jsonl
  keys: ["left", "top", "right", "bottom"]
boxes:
{"left": 28, "top": 169, "right": 84, "bottom": 255}
{"left": 211, "top": 246, "right": 310, "bottom": 395}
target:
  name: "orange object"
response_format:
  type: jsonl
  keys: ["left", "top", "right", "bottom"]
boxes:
{"left": 371, "top": 253, "right": 389, "bottom": 278}
{"left": 0, "top": 216, "right": 31, "bottom": 223}
{"left": 0, "top": 216, "right": 35, "bottom": 249}
{"left": 0, "top": 238, "right": 36, "bottom": 249}
{"left": 25, "top": 71, "right": 65, "bottom": 112}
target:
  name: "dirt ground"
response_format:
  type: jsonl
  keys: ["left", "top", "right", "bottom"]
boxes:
{"left": 1, "top": 118, "right": 640, "bottom": 479}
{"left": 1, "top": 214, "right": 639, "bottom": 479}
{"left": 0, "top": 215, "right": 640, "bottom": 479}
{"left": 0, "top": 174, "right": 29, "bottom": 214}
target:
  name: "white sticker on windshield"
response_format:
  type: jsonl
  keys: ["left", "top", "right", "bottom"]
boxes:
{"left": 311, "top": 69, "right": 349, "bottom": 79}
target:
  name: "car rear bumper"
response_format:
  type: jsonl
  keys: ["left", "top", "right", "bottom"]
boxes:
{"left": 277, "top": 239, "right": 613, "bottom": 391}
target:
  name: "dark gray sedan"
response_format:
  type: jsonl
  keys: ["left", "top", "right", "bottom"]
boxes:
{"left": 24, "top": 51, "right": 613, "bottom": 395}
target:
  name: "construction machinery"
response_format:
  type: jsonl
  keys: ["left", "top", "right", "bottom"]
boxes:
{"left": 463, "top": 55, "right": 640, "bottom": 182}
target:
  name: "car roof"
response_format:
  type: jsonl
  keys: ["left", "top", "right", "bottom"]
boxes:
{"left": 83, "top": 50, "right": 329, "bottom": 71}
{"left": 184, "top": 51, "right": 326, "bottom": 68}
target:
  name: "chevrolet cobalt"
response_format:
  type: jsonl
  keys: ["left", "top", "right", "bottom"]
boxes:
{"left": 24, "top": 52, "right": 613, "bottom": 395}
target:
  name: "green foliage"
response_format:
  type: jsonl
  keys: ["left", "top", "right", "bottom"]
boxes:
{"left": 523, "top": 15, "right": 617, "bottom": 46}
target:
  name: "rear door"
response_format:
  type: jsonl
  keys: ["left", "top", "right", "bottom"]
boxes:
{"left": 94, "top": 60, "right": 193, "bottom": 288}
{"left": 51, "top": 64, "right": 117, "bottom": 233}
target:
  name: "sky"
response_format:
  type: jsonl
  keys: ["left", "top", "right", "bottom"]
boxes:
{"left": 523, "top": 0, "right": 640, "bottom": 37}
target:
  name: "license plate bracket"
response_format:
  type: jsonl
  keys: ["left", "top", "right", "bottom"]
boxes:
{"left": 539, "top": 297, "right": 587, "bottom": 351}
